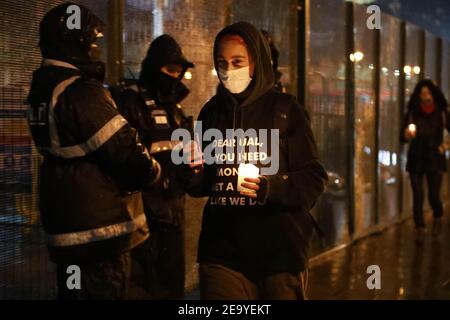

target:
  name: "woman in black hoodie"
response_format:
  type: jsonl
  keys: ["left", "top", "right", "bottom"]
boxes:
{"left": 187, "top": 22, "right": 327, "bottom": 299}
{"left": 402, "top": 79, "right": 449, "bottom": 243}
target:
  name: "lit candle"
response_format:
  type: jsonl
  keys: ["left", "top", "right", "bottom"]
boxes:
{"left": 408, "top": 123, "right": 416, "bottom": 134}
{"left": 237, "top": 163, "right": 260, "bottom": 193}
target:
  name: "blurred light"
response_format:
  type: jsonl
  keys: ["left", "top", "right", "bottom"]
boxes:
{"left": 184, "top": 71, "right": 193, "bottom": 80}
{"left": 354, "top": 51, "right": 364, "bottom": 61}
{"left": 385, "top": 151, "right": 391, "bottom": 166}
{"left": 211, "top": 69, "right": 218, "bottom": 76}
{"left": 394, "top": 70, "right": 400, "bottom": 77}
{"left": 386, "top": 177, "right": 396, "bottom": 185}
{"left": 378, "top": 150, "right": 391, "bottom": 166}
{"left": 382, "top": 67, "right": 388, "bottom": 74}
{"left": 350, "top": 51, "right": 364, "bottom": 62}
{"left": 408, "top": 124, "right": 416, "bottom": 134}
{"left": 392, "top": 153, "right": 397, "bottom": 166}
{"left": 369, "top": 64, "right": 374, "bottom": 70}
{"left": 413, "top": 66, "right": 421, "bottom": 75}
{"left": 399, "top": 287, "right": 405, "bottom": 296}
{"left": 403, "top": 65, "right": 412, "bottom": 75}
{"left": 363, "top": 146, "right": 372, "bottom": 155}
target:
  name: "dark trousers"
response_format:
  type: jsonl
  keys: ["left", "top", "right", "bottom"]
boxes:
{"left": 130, "top": 224, "right": 185, "bottom": 299}
{"left": 200, "top": 263, "right": 308, "bottom": 300}
{"left": 56, "top": 251, "right": 131, "bottom": 300}
{"left": 409, "top": 171, "right": 444, "bottom": 228}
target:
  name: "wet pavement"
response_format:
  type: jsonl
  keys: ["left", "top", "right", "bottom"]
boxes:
{"left": 185, "top": 208, "right": 450, "bottom": 300}
{"left": 2, "top": 207, "right": 449, "bottom": 299}
{"left": 307, "top": 212, "right": 450, "bottom": 299}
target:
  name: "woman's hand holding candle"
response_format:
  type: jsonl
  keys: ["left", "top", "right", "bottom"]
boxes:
{"left": 237, "top": 163, "right": 269, "bottom": 200}
{"left": 240, "top": 177, "right": 261, "bottom": 199}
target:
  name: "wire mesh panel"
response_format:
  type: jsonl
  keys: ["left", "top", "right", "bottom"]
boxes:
{"left": 307, "top": 0, "right": 348, "bottom": 253}
{"left": 353, "top": 3, "right": 377, "bottom": 237}
{"left": 378, "top": 13, "right": 401, "bottom": 225}
{"left": 425, "top": 32, "right": 437, "bottom": 82}
{"left": 0, "top": 0, "right": 107, "bottom": 300}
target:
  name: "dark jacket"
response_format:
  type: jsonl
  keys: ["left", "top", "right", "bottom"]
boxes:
{"left": 114, "top": 34, "right": 193, "bottom": 227}
{"left": 27, "top": 60, "right": 160, "bottom": 263}
{"left": 189, "top": 22, "right": 328, "bottom": 276}
{"left": 401, "top": 105, "right": 450, "bottom": 173}
{"left": 115, "top": 84, "right": 192, "bottom": 227}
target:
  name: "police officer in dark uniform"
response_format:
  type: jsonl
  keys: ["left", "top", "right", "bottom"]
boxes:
{"left": 115, "top": 35, "right": 194, "bottom": 299}
{"left": 27, "top": 3, "right": 161, "bottom": 299}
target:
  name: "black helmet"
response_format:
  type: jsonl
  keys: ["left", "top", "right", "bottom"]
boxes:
{"left": 39, "top": 2, "right": 105, "bottom": 68}
{"left": 140, "top": 34, "right": 194, "bottom": 76}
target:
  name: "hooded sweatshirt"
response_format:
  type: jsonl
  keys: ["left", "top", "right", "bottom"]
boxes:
{"left": 189, "top": 22, "right": 328, "bottom": 277}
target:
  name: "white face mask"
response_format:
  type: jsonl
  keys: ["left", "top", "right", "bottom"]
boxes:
{"left": 218, "top": 66, "right": 252, "bottom": 94}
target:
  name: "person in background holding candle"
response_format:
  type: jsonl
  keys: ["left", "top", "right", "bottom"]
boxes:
{"left": 402, "top": 79, "right": 450, "bottom": 244}
{"left": 186, "top": 22, "right": 328, "bottom": 300}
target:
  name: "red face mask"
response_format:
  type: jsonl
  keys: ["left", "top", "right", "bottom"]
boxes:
{"left": 420, "top": 99, "right": 435, "bottom": 114}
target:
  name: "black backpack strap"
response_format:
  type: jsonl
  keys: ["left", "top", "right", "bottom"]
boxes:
{"left": 272, "top": 94, "right": 292, "bottom": 160}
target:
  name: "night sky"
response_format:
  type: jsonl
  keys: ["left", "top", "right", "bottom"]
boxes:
{"left": 373, "top": 0, "right": 450, "bottom": 40}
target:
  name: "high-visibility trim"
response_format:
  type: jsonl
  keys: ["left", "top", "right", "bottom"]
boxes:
{"left": 150, "top": 158, "right": 162, "bottom": 186}
{"left": 42, "top": 59, "right": 79, "bottom": 70}
{"left": 48, "top": 76, "right": 81, "bottom": 149}
{"left": 46, "top": 76, "right": 128, "bottom": 158}
{"left": 149, "top": 140, "right": 181, "bottom": 154}
{"left": 45, "top": 213, "right": 147, "bottom": 247}
{"left": 48, "top": 114, "right": 128, "bottom": 158}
